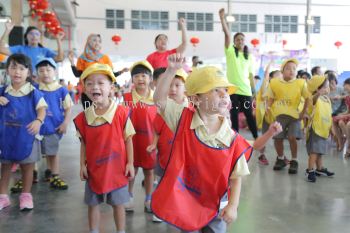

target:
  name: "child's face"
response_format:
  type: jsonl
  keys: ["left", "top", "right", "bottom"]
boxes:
{"left": 7, "top": 61, "right": 29, "bottom": 87}
{"left": 155, "top": 35, "right": 168, "bottom": 51}
{"left": 318, "top": 80, "right": 329, "bottom": 95}
{"left": 282, "top": 62, "right": 297, "bottom": 80}
{"left": 84, "top": 74, "right": 113, "bottom": 105}
{"left": 329, "top": 80, "right": 337, "bottom": 89}
{"left": 168, "top": 77, "right": 185, "bottom": 102}
{"left": 196, "top": 87, "right": 230, "bottom": 115}
{"left": 37, "top": 65, "right": 56, "bottom": 84}
{"left": 344, "top": 83, "right": 350, "bottom": 94}
{"left": 132, "top": 73, "right": 151, "bottom": 91}
{"left": 273, "top": 71, "right": 282, "bottom": 79}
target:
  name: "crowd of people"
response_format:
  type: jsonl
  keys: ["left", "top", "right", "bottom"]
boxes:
{"left": 0, "top": 8, "right": 347, "bottom": 233}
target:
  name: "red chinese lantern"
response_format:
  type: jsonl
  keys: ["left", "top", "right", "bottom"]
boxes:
{"left": 190, "top": 37, "right": 200, "bottom": 47}
{"left": 250, "top": 38, "right": 260, "bottom": 48}
{"left": 334, "top": 41, "right": 342, "bottom": 49}
{"left": 112, "top": 35, "right": 122, "bottom": 45}
{"left": 28, "top": 0, "right": 38, "bottom": 10}
{"left": 282, "top": 39, "right": 287, "bottom": 48}
{"left": 41, "top": 11, "right": 56, "bottom": 23}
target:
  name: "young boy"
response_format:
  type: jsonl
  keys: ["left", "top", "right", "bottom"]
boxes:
{"left": 36, "top": 57, "right": 72, "bottom": 189}
{"left": 152, "top": 54, "right": 282, "bottom": 232}
{"left": 74, "top": 63, "right": 135, "bottom": 233}
{"left": 305, "top": 75, "right": 334, "bottom": 182}
{"left": 123, "top": 61, "right": 157, "bottom": 213}
{"left": 267, "top": 58, "right": 311, "bottom": 174}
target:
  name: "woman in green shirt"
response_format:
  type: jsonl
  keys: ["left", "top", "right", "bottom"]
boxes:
{"left": 219, "top": 8, "right": 258, "bottom": 139}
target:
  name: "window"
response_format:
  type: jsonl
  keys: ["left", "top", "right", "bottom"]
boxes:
{"left": 106, "top": 9, "right": 125, "bottom": 29}
{"left": 305, "top": 16, "right": 321, "bottom": 34}
{"left": 177, "top": 12, "right": 213, "bottom": 31}
{"left": 131, "top": 10, "right": 169, "bottom": 30}
{"left": 231, "top": 14, "right": 257, "bottom": 33}
{"left": 265, "top": 15, "right": 298, "bottom": 33}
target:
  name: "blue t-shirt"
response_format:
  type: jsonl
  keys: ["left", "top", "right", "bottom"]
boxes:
{"left": 10, "top": 45, "right": 57, "bottom": 72}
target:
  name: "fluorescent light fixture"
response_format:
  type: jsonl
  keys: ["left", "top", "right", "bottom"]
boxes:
{"left": 0, "top": 17, "right": 10, "bottom": 23}
{"left": 306, "top": 17, "right": 315, "bottom": 25}
{"left": 226, "top": 15, "right": 235, "bottom": 22}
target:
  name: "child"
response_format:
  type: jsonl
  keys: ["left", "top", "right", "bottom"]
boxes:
{"left": 36, "top": 57, "right": 72, "bottom": 189}
{"left": 123, "top": 61, "right": 157, "bottom": 213}
{"left": 0, "top": 54, "right": 47, "bottom": 211}
{"left": 267, "top": 58, "right": 311, "bottom": 174}
{"left": 256, "top": 62, "right": 282, "bottom": 165}
{"left": 305, "top": 75, "right": 334, "bottom": 182}
{"left": 74, "top": 63, "right": 135, "bottom": 233}
{"left": 152, "top": 54, "right": 282, "bottom": 232}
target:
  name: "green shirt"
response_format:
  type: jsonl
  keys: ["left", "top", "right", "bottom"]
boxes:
{"left": 225, "top": 45, "right": 255, "bottom": 96}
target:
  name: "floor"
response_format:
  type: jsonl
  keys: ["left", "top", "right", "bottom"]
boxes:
{"left": 1, "top": 105, "right": 350, "bottom": 233}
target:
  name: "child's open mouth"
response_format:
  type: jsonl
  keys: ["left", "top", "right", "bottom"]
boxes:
{"left": 92, "top": 93, "right": 101, "bottom": 97}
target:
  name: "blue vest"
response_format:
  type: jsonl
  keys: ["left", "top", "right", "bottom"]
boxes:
{"left": 0, "top": 85, "right": 43, "bottom": 161}
{"left": 40, "top": 87, "right": 68, "bottom": 136}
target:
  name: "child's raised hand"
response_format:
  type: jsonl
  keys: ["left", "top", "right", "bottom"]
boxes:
{"left": 146, "top": 144, "right": 157, "bottom": 153}
{"left": 26, "top": 119, "right": 42, "bottom": 135}
{"left": 178, "top": 17, "right": 186, "bottom": 27}
{"left": 167, "top": 53, "right": 185, "bottom": 70}
{"left": 68, "top": 50, "right": 75, "bottom": 64}
{"left": 56, "top": 31, "right": 65, "bottom": 41}
{"left": 80, "top": 165, "right": 88, "bottom": 181}
{"left": 125, "top": 163, "right": 135, "bottom": 180}
{"left": 5, "top": 21, "right": 14, "bottom": 32}
{"left": 219, "top": 8, "right": 226, "bottom": 18}
{"left": 56, "top": 122, "right": 68, "bottom": 134}
{"left": 0, "top": 96, "right": 9, "bottom": 106}
{"left": 268, "top": 121, "right": 283, "bottom": 136}
{"left": 220, "top": 204, "right": 238, "bottom": 224}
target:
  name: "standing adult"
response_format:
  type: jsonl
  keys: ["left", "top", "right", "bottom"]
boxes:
{"left": 146, "top": 18, "right": 187, "bottom": 69}
{"left": 219, "top": 8, "right": 258, "bottom": 139}
{"left": 0, "top": 22, "right": 64, "bottom": 73}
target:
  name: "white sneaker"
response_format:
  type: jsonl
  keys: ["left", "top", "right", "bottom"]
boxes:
{"left": 152, "top": 214, "right": 163, "bottom": 223}
{"left": 124, "top": 197, "right": 134, "bottom": 212}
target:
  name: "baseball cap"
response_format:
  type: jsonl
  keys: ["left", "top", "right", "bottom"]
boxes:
{"left": 80, "top": 63, "right": 116, "bottom": 84}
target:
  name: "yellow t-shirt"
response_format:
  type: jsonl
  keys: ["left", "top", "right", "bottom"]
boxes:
{"left": 130, "top": 89, "right": 154, "bottom": 105}
{"left": 39, "top": 82, "right": 73, "bottom": 110}
{"left": 310, "top": 95, "right": 332, "bottom": 138}
{"left": 162, "top": 98, "right": 250, "bottom": 179}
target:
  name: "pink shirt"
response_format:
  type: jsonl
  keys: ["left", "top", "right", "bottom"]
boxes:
{"left": 146, "top": 48, "right": 177, "bottom": 69}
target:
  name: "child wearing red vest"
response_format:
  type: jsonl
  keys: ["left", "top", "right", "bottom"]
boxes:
{"left": 74, "top": 63, "right": 135, "bottom": 233}
{"left": 152, "top": 54, "right": 282, "bottom": 232}
{"left": 123, "top": 61, "right": 157, "bottom": 213}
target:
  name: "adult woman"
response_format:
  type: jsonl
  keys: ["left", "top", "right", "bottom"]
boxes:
{"left": 219, "top": 8, "right": 258, "bottom": 139}
{"left": 0, "top": 22, "right": 64, "bottom": 73}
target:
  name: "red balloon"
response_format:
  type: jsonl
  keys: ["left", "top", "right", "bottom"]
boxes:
{"left": 334, "top": 41, "right": 342, "bottom": 49}
{"left": 251, "top": 38, "right": 260, "bottom": 48}
{"left": 190, "top": 37, "right": 200, "bottom": 47}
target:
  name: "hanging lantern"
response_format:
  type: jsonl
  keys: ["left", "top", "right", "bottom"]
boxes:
{"left": 334, "top": 41, "right": 342, "bottom": 49}
{"left": 250, "top": 38, "right": 260, "bottom": 48}
{"left": 190, "top": 37, "right": 200, "bottom": 47}
{"left": 282, "top": 39, "right": 287, "bottom": 48}
{"left": 41, "top": 11, "right": 56, "bottom": 23}
{"left": 28, "top": 0, "right": 38, "bottom": 10}
{"left": 112, "top": 35, "right": 122, "bottom": 45}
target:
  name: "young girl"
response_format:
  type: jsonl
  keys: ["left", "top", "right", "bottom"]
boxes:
{"left": 305, "top": 76, "right": 334, "bottom": 182}
{"left": 0, "top": 54, "right": 47, "bottom": 211}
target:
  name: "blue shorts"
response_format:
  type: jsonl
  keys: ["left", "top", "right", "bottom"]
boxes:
{"left": 84, "top": 182, "right": 129, "bottom": 206}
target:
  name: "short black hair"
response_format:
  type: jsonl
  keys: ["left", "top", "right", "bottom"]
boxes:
{"left": 327, "top": 72, "right": 337, "bottom": 85}
{"left": 36, "top": 61, "right": 56, "bottom": 70}
{"left": 269, "top": 70, "right": 280, "bottom": 78}
{"left": 344, "top": 78, "right": 350, "bottom": 86}
{"left": 153, "top": 67, "right": 166, "bottom": 82}
{"left": 131, "top": 65, "right": 152, "bottom": 77}
{"left": 301, "top": 72, "right": 311, "bottom": 80}
{"left": 311, "top": 66, "right": 321, "bottom": 75}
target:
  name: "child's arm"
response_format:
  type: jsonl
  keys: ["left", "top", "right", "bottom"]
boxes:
{"left": 300, "top": 97, "right": 310, "bottom": 120}
{"left": 154, "top": 54, "right": 185, "bottom": 112}
{"left": 0, "top": 21, "right": 13, "bottom": 55}
{"left": 54, "top": 32, "right": 65, "bottom": 62}
{"left": 27, "top": 106, "right": 46, "bottom": 135}
{"left": 253, "top": 122, "right": 282, "bottom": 150}
{"left": 125, "top": 136, "right": 135, "bottom": 179}
{"left": 80, "top": 141, "right": 88, "bottom": 181}
{"left": 219, "top": 8, "right": 231, "bottom": 49}
{"left": 146, "top": 133, "right": 159, "bottom": 153}
{"left": 56, "top": 107, "right": 72, "bottom": 134}
{"left": 176, "top": 18, "right": 187, "bottom": 54}
{"left": 220, "top": 177, "right": 241, "bottom": 223}
{"left": 260, "top": 62, "right": 273, "bottom": 97}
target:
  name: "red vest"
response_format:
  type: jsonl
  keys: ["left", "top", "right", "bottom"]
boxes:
{"left": 74, "top": 105, "right": 129, "bottom": 194}
{"left": 124, "top": 93, "right": 157, "bottom": 169}
{"left": 154, "top": 114, "right": 174, "bottom": 169}
{"left": 151, "top": 108, "right": 252, "bottom": 231}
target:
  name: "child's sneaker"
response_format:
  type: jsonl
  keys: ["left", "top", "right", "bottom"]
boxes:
{"left": 258, "top": 154, "right": 269, "bottom": 165}
{"left": 10, "top": 180, "right": 23, "bottom": 193}
{"left": 315, "top": 168, "right": 335, "bottom": 177}
{"left": 144, "top": 200, "right": 152, "bottom": 213}
{"left": 19, "top": 193, "right": 33, "bottom": 211}
{"left": 273, "top": 158, "right": 287, "bottom": 170}
{"left": 152, "top": 214, "right": 163, "bottom": 223}
{"left": 0, "top": 194, "right": 10, "bottom": 211}
{"left": 305, "top": 169, "right": 316, "bottom": 182}
{"left": 50, "top": 175, "right": 68, "bottom": 190}
{"left": 288, "top": 160, "right": 298, "bottom": 174}
{"left": 44, "top": 169, "right": 52, "bottom": 182}
{"left": 124, "top": 197, "right": 134, "bottom": 212}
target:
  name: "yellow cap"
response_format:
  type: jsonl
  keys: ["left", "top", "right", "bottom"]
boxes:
{"left": 80, "top": 63, "right": 116, "bottom": 85}
{"left": 185, "top": 66, "right": 237, "bottom": 96}
{"left": 175, "top": 68, "right": 188, "bottom": 82}
{"left": 280, "top": 58, "right": 299, "bottom": 71}
{"left": 307, "top": 75, "right": 326, "bottom": 93}
{"left": 130, "top": 60, "right": 154, "bottom": 74}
